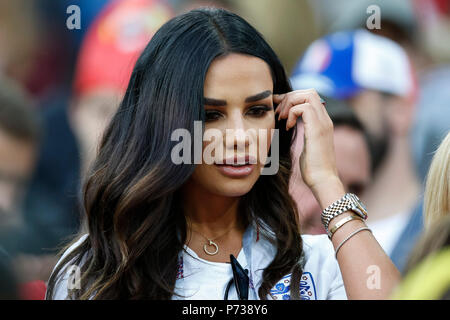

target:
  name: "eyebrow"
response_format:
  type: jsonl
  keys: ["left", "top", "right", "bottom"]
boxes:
{"left": 203, "top": 90, "right": 272, "bottom": 106}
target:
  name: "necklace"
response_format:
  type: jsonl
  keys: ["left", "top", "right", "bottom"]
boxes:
{"left": 188, "top": 223, "right": 237, "bottom": 256}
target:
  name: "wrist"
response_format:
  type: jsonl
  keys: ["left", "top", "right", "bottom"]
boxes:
{"left": 310, "top": 176, "right": 346, "bottom": 210}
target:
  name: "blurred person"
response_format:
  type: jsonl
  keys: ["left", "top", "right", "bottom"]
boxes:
{"left": 0, "top": 0, "right": 84, "bottom": 101}
{"left": 387, "top": 67, "right": 450, "bottom": 272}
{"left": 391, "top": 215, "right": 450, "bottom": 300}
{"left": 290, "top": 98, "right": 372, "bottom": 234}
{"left": 391, "top": 131, "right": 450, "bottom": 299}
{"left": 0, "top": 1, "right": 41, "bottom": 94}
{"left": 23, "top": 0, "right": 174, "bottom": 256}
{"left": 316, "top": 0, "right": 450, "bottom": 93}
{"left": 290, "top": 29, "right": 420, "bottom": 261}
{"left": 315, "top": 0, "right": 431, "bottom": 73}
{"left": 45, "top": 8, "right": 400, "bottom": 300}
{"left": 27, "top": 0, "right": 111, "bottom": 101}
{"left": 70, "top": 0, "right": 174, "bottom": 175}
{"left": 415, "top": 0, "right": 450, "bottom": 64}
{"left": 0, "top": 76, "right": 40, "bottom": 241}
{"left": 299, "top": 1, "right": 450, "bottom": 272}
{"left": 0, "top": 76, "right": 48, "bottom": 299}
{"left": 412, "top": 66, "right": 450, "bottom": 188}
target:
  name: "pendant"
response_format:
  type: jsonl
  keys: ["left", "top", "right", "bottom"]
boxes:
{"left": 203, "top": 240, "right": 219, "bottom": 255}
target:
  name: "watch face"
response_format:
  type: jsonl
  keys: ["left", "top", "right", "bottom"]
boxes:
{"left": 359, "top": 201, "right": 368, "bottom": 215}
{"left": 349, "top": 194, "right": 368, "bottom": 217}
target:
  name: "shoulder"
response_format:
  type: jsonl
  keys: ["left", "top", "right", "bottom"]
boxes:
{"left": 46, "top": 234, "right": 89, "bottom": 300}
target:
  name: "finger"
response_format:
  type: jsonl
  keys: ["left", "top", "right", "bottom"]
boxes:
{"left": 286, "top": 105, "right": 305, "bottom": 130}
{"left": 314, "top": 96, "right": 334, "bottom": 127}
{"left": 274, "top": 94, "right": 286, "bottom": 116}
{"left": 275, "top": 89, "right": 323, "bottom": 120}
{"left": 286, "top": 103, "right": 318, "bottom": 131}
{"left": 279, "top": 90, "right": 323, "bottom": 121}
{"left": 277, "top": 91, "right": 310, "bottom": 119}
{"left": 276, "top": 92, "right": 297, "bottom": 120}
{"left": 278, "top": 91, "right": 310, "bottom": 120}
{"left": 273, "top": 94, "right": 286, "bottom": 104}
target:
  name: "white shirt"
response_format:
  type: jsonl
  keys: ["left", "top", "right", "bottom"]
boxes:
{"left": 173, "top": 245, "right": 247, "bottom": 300}
{"left": 172, "top": 234, "right": 346, "bottom": 300}
{"left": 49, "top": 226, "right": 347, "bottom": 300}
{"left": 367, "top": 211, "right": 410, "bottom": 256}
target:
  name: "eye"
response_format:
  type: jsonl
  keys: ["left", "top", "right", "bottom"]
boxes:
{"left": 246, "top": 105, "right": 272, "bottom": 117}
{"left": 205, "top": 110, "right": 223, "bottom": 122}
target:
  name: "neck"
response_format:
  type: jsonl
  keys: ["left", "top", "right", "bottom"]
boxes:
{"left": 181, "top": 180, "right": 243, "bottom": 237}
{"left": 363, "top": 135, "right": 420, "bottom": 222}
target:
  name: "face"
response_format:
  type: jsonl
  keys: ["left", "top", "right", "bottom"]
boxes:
{"left": 290, "top": 125, "right": 371, "bottom": 234}
{"left": 0, "top": 128, "right": 36, "bottom": 225}
{"left": 348, "top": 90, "right": 411, "bottom": 171}
{"left": 70, "top": 88, "right": 122, "bottom": 173}
{"left": 186, "top": 53, "right": 275, "bottom": 197}
{"left": 347, "top": 90, "right": 387, "bottom": 141}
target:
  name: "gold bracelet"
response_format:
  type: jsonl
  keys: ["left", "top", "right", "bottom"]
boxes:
{"left": 335, "top": 226, "right": 372, "bottom": 259}
{"left": 327, "top": 214, "right": 363, "bottom": 239}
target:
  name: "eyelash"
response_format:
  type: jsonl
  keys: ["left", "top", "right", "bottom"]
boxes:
{"left": 204, "top": 105, "right": 272, "bottom": 122}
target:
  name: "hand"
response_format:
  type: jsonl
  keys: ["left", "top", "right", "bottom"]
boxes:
{"left": 274, "top": 89, "right": 345, "bottom": 208}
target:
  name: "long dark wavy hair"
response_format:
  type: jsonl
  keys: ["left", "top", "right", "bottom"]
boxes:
{"left": 46, "top": 7, "right": 304, "bottom": 300}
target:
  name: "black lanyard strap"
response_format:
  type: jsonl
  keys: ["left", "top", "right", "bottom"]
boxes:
{"left": 223, "top": 254, "right": 249, "bottom": 300}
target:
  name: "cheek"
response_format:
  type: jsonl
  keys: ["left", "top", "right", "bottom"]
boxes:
{"left": 260, "top": 113, "right": 276, "bottom": 164}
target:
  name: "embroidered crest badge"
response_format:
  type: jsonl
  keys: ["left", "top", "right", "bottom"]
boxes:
{"left": 270, "top": 272, "right": 317, "bottom": 300}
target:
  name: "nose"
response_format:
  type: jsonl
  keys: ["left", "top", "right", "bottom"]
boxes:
{"left": 224, "top": 110, "right": 250, "bottom": 152}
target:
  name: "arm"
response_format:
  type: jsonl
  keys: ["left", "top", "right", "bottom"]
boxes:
{"left": 313, "top": 177, "right": 401, "bottom": 299}
{"left": 274, "top": 89, "right": 401, "bottom": 299}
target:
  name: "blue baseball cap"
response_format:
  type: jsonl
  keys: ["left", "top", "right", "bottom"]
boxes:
{"left": 291, "top": 29, "right": 414, "bottom": 100}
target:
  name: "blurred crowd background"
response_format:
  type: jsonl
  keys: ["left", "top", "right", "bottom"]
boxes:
{"left": 0, "top": 0, "right": 449, "bottom": 299}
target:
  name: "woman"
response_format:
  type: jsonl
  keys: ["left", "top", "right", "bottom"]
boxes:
{"left": 46, "top": 8, "right": 399, "bottom": 300}
{"left": 390, "top": 132, "right": 450, "bottom": 299}
{"left": 392, "top": 217, "right": 450, "bottom": 300}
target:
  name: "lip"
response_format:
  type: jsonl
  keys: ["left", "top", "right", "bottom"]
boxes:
{"left": 214, "top": 155, "right": 257, "bottom": 178}
{"left": 216, "top": 155, "right": 257, "bottom": 165}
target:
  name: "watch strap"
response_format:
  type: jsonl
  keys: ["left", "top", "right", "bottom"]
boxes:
{"left": 321, "top": 193, "right": 367, "bottom": 233}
